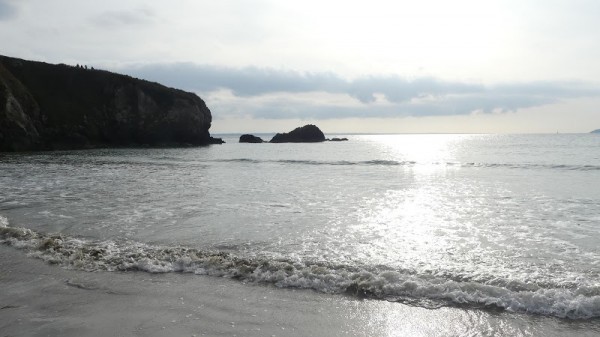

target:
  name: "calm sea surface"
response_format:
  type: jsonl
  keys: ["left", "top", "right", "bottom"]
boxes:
{"left": 1, "top": 134, "right": 600, "bottom": 324}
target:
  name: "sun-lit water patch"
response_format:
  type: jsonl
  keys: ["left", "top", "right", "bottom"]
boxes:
{"left": 362, "top": 134, "right": 473, "bottom": 165}
{"left": 352, "top": 187, "right": 451, "bottom": 267}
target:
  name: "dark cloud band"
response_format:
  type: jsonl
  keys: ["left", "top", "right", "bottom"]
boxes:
{"left": 117, "top": 63, "right": 600, "bottom": 119}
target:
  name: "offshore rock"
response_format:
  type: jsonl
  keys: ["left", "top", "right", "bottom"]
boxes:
{"left": 0, "top": 55, "right": 219, "bottom": 151}
{"left": 239, "top": 134, "right": 264, "bottom": 143}
{"left": 269, "top": 124, "right": 326, "bottom": 143}
{"left": 209, "top": 137, "right": 225, "bottom": 144}
{"left": 329, "top": 137, "right": 349, "bottom": 141}
{"left": 591, "top": 129, "right": 600, "bottom": 134}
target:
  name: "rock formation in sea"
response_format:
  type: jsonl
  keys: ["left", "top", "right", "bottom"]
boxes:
{"left": 269, "top": 124, "right": 326, "bottom": 143}
{"left": 239, "top": 134, "right": 265, "bottom": 143}
{"left": 591, "top": 129, "right": 600, "bottom": 134}
{"left": 329, "top": 137, "right": 348, "bottom": 142}
{"left": 0, "top": 55, "right": 222, "bottom": 151}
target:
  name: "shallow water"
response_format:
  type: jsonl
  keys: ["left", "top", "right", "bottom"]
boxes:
{"left": 1, "top": 134, "right": 600, "bottom": 326}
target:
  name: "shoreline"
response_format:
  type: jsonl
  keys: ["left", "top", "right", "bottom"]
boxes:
{"left": 1, "top": 245, "right": 598, "bottom": 337}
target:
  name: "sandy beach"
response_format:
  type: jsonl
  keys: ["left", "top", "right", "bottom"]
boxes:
{"left": 2, "top": 245, "right": 598, "bottom": 337}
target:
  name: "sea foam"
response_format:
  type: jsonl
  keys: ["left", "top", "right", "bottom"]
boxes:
{"left": 1, "top": 216, "right": 599, "bottom": 320}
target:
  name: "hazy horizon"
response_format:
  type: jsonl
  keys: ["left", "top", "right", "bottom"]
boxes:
{"left": 210, "top": 130, "right": 598, "bottom": 135}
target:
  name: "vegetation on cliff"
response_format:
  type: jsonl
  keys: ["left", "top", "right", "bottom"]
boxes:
{"left": 0, "top": 55, "right": 221, "bottom": 151}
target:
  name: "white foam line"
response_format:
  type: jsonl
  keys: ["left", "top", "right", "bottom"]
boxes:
{"left": 1, "top": 218, "right": 599, "bottom": 320}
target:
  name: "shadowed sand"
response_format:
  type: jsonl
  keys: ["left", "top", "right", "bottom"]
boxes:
{"left": 1, "top": 246, "right": 598, "bottom": 337}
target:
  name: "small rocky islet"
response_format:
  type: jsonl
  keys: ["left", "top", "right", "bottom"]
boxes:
{"left": 239, "top": 124, "right": 348, "bottom": 143}
{"left": 239, "top": 134, "right": 265, "bottom": 143}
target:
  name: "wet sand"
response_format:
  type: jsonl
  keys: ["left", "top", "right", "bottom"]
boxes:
{"left": 1, "top": 245, "right": 598, "bottom": 337}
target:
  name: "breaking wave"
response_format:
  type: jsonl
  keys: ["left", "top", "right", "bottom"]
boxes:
{"left": 1, "top": 216, "right": 599, "bottom": 320}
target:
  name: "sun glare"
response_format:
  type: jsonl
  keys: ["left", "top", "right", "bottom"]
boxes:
{"left": 368, "top": 134, "right": 465, "bottom": 166}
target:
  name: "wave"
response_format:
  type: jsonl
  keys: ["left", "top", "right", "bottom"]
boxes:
{"left": 212, "top": 159, "right": 600, "bottom": 171}
{"left": 1, "top": 216, "right": 599, "bottom": 320}
{"left": 215, "top": 158, "right": 416, "bottom": 166}
{"left": 4, "top": 155, "right": 598, "bottom": 172}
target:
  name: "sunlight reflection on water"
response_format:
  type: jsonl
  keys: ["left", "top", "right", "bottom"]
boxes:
{"left": 363, "top": 134, "right": 471, "bottom": 166}
{"left": 348, "top": 134, "right": 474, "bottom": 269}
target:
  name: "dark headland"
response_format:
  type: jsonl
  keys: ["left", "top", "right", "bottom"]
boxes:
{"left": 0, "top": 55, "right": 222, "bottom": 152}
{"left": 592, "top": 129, "right": 600, "bottom": 134}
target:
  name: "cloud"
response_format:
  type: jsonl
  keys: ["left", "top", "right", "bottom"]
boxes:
{"left": 201, "top": 89, "right": 557, "bottom": 120}
{"left": 0, "top": 0, "right": 17, "bottom": 20}
{"left": 117, "top": 63, "right": 600, "bottom": 119}
{"left": 122, "top": 63, "right": 349, "bottom": 97}
{"left": 91, "top": 7, "right": 155, "bottom": 27}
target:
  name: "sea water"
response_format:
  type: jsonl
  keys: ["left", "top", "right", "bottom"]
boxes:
{"left": 1, "top": 134, "right": 600, "bottom": 330}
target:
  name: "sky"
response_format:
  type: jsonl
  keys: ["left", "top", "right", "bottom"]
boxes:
{"left": 1, "top": 0, "right": 600, "bottom": 133}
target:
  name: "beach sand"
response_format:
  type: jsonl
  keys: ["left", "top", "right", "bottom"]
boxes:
{"left": 1, "top": 245, "right": 598, "bottom": 337}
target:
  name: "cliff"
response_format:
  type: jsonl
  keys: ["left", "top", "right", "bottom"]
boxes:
{"left": 0, "top": 55, "right": 221, "bottom": 151}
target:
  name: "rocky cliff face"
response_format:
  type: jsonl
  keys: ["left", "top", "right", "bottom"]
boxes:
{"left": 0, "top": 55, "right": 220, "bottom": 151}
{"left": 0, "top": 61, "right": 43, "bottom": 151}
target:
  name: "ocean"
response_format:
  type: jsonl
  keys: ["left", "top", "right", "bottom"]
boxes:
{"left": 1, "top": 133, "right": 600, "bottom": 336}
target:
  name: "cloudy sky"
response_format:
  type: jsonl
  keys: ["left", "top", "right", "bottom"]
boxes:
{"left": 1, "top": 0, "right": 600, "bottom": 133}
